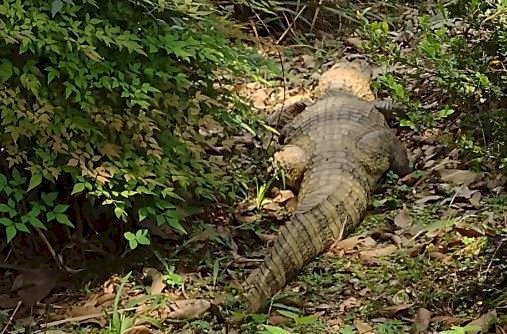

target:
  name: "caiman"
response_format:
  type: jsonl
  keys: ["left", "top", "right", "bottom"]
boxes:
{"left": 243, "top": 59, "right": 412, "bottom": 313}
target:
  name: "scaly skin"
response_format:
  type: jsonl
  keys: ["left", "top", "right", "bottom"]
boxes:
{"left": 242, "top": 60, "right": 411, "bottom": 313}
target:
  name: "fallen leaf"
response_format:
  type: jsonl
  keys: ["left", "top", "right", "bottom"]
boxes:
{"left": 359, "top": 245, "right": 398, "bottom": 261}
{"left": 272, "top": 190, "right": 295, "bottom": 203}
{"left": 380, "top": 303, "right": 413, "bottom": 317}
{"left": 453, "top": 185, "right": 478, "bottom": 199}
{"left": 431, "top": 315, "right": 468, "bottom": 326}
{"left": 415, "top": 195, "right": 443, "bottom": 204}
{"left": 354, "top": 319, "right": 374, "bottom": 334}
{"left": 394, "top": 205, "right": 412, "bottom": 229}
{"left": 414, "top": 308, "right": 431, "bottom": 334}
{"left": 167, "top": 299, "right": 211, "bottom": 320}
{"left": 438, "top": 169, "right": 482, "bottom": 186}
{"left": 332, "top": 236, "right": 360, "bottom": 251}
{"left": 469, "top": 191, "right": 482, "bottom": 207}
{"left": 250, "top": 89, "right": 269, "bottom": 109}
{"left": 143, "top": 267, "right": 166, "bottom": 295}
{"left": 339, "top": 297, "right": 361, "bottom": 312}
{"left": 262, "top": 201, "right": 282, "bottom": 211}
{"left": 454, "top": 226, "right": 484, "bottom": 238}
{"left": 123, "top": 325, "right": 153, "bottom": 334}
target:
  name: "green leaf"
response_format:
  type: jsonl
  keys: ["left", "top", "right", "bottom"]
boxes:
{"left": 55, "top": 213, "right": 74, "bottom": 227}
{"left": 46, "top": 211, "right": 56, "bottom": 222}
{"left": 0, "top": 59, "right": 13, "bottom": 82}
{"left": 135, "top": 230, "right": 150, "bottom": 245}
{"left": 71, "top": 183, "right": 85, "bottom": 195}
{"left": 166, "top": 217, "right": 187, "bottom": 235}
{"left": 51, "top": 0, "right": 64, "bottom": 17}
{"left": 27, "top": 216, "right": 46, "bottom": 229}
{"left": 42, "top": 192, "right": 58, "bottom": 206}
{"left": 15, "top": 223, "right": 30, "bottom": 233}
{"left": 29, "top": 205, "right": 41, "bottom": 217}
{"left": 54, "top": 204, "right": 69, "bottom": 213}
{"left": 138, "top": 207, "right": 149, "bottom": 222}
{"left": 294, "top": 315, "right": 318, "bottom": 325}
{"left": 260, "top": 325, "right": 290, "bottom": 334}
{"left": 114, "top": 207, "right": 124, "bottom": 219}
{"left": 124, "top": 232, "right": 136, "bottom": 241}
{"left": 276, "top": 310, "right": 299, "bottom": 320}
{"left": 0, "top": 218, "right": 13, "bottom": 226}
{"left": 27, "top": 173, "right": 43, "bottom": 192}
{"left": 128, "top": 238, "right": 138, "bottom": 250}
{"left": 0, "top": 204, "right": 10, "bottom": 213}
{"left": 6, "top": 225, "right": 16, "bottom": 243}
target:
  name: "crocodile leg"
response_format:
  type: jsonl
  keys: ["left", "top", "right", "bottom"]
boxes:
{"left": 357, "top": 129, "right": 411, "bottom": 178}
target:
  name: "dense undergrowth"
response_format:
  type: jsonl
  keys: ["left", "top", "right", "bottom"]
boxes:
{"left": 0, "top": 0, "right": 273, "bottom": 249}
{"left": 360, "top": 0, "right": 507, "bottom": 171}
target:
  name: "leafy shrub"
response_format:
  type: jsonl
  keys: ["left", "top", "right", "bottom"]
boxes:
{"left": 0, "top": 0, "right": 268, "bottom": 243}
{"left": 359, "top": 0, "right": 507, "bottom": 169}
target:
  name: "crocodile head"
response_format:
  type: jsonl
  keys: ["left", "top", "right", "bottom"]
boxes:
{"left": 317, "top": 59, "right": 376, "bottom": 102}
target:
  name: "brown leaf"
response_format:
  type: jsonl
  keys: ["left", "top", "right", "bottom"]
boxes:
{"left": 394, "top": 205, "right": 412, "bottom": 229}
{"left": 469, "top": 191, "right": 482, "bottom": 207}
{"left": 167, "top": 299, "right": 211, "bottom": 320}
{"left": 354, "top": 319, "right": 374, "bottom": 334}
{"left": 272, "top": 190, "right": 295, "bottom": 203}
{"left": 438, "top": 169, "right": 482, "bottom": 186}
{"left": 431, "top": 315, "right": 468, "bottom": 326}
{"left": 262, "top": 201, "right": 282, "bottom": 211}
{"left": 414, "top": 308, "right": 431, "bottom": 334}
{"left": 454, "top": 185, "right": 478, "bottom": 199}
{"left": 415, "top": 195, "right": 442, "bottom": 204}
{"left": 123, "top": 325, "right": 153, "bottom": 334}
{"left": 143, "top": 267, "right": 166, "bottom": 295}
{"left": 250, "top": 89, "right": 269, "bottom": 109}
{"left": 359, "top": 245, "right": 398, "bottom": 261}
{"left": 332, "top": 236, "right": 360, "bottom": 251}
{"left": 454, "top": 226, "right": 484, "bottom": 238}
{"left": 381, "top": 303, "right": 413, "bottom": 316}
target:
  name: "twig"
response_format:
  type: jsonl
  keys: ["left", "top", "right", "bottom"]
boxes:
{"left": 276, "top": 5, "right": 307, "bottom": 45}
{"left": 35, "top": 228, "right": 64, "bottom": 271}
{"left": 310, "top": 0, "right": 324, "bottom": 34}
{"left": 0, "top": 301, "right": 22, "bottom": 334}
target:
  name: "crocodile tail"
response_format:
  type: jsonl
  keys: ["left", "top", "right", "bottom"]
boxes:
{"left": 243, "top": 185, "right": 367, "bottom": 312}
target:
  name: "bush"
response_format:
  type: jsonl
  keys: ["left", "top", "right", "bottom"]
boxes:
{"left": 359, "top": 0, "right": 507, "bottom": 170}
{"left": 0, "top": 0, "right": 268, "bottom": 244}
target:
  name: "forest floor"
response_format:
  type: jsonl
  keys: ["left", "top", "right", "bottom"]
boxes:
{"left": 1, "top": 29, "right": 506, "bottom": 334}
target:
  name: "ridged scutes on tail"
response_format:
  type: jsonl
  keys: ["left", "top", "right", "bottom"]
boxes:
{"left": 243, "top": 180, "right": 368, "bottom": 312}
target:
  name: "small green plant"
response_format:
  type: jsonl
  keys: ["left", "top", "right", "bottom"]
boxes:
{"left": 106, "top": 272, "right": 134, "bottom": 334}
{"left": 124, "top": 229, "right": 151, "bottom": 250}
{"left": 376, "top": 319, "right": 404, "bottom": 334}
{"left": 163, "top": 266, "right": 184, "bottom": 288}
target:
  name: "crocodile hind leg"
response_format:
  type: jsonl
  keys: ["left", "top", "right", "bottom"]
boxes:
{"left": 357, "top": 129, "right": 411, "bottom": 180}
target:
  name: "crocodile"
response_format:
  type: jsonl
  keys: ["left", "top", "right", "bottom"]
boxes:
{"left": 242, "top": 59, "right": 412, "bottom": 313}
